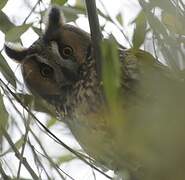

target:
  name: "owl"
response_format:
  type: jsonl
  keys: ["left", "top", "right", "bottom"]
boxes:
{"left": 4, "top": 6, "right": 185, "bottom": 180}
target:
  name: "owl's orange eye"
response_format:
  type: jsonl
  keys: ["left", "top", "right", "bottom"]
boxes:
{"left": 62, "top": 46, "right": 73, "bottom": 58}
{"left": 40, "top": 63, "right": 54, "bottom": 78}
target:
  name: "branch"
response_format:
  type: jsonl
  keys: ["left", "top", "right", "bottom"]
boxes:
{"left": 1, "top": 88, "right": 67, "bottom": 179}
{"left": 17, "top": 114, "right": 31, "bottom": 179}
{"left": 98, "top": 0, "right": 132, "bottom": 47}
{"left": 0, "top": 79, "right": 112, "bottom": 179}
{"left": 0, "top": 163, "right": 11, "bottom": 180}
{"left": 3, "top": 130, "right": 39, "bottom": 180}
{"left": 23, "top": 0, "right": 41, "bottom": 24}
{"left": 85, "top": 0, "right": 103, "bottom": 82}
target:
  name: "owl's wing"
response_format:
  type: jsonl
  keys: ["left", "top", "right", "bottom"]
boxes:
{"left": 119, "top": 48, "right": 185, "bottom": 105}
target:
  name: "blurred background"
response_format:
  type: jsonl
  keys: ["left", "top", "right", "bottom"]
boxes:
{"left": 0, "top": 0, "right": 185, "bottom": 179}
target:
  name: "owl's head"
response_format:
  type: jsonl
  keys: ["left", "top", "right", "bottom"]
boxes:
{"left": 4, "top": 6, "right": 91, "bottom": 105}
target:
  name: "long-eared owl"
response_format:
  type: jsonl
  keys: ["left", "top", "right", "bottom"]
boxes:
{"left": 4, "top": 5, "right": 185, "bottom": 180}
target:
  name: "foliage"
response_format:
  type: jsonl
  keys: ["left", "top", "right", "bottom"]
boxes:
{"left": 0, "top": 0, "right": 185, "bottom": 179}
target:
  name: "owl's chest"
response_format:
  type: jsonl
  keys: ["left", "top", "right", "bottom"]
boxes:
{"left": 57, "top": 55, "right": 145, "bottom": 170}
{"left": 67, "top": 61, "right": 103, "bottom": 124}
{"left": 59, "top": 62, "right": 117, "bottom": 166}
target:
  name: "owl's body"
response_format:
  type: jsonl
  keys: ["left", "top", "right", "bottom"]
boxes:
{"left": 5, "top": 6, "right": 185, "bottom": 180}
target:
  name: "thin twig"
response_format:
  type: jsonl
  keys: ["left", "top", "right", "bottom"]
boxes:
{"left": 16, "top": 110, "right": 31, "bottom": 179}
{"left": 2, "top": 88, "right": 67, "bottom": 179}
{"left": 0, "top": 78, "right": 112, "bottom": 179}
{"left": 28, "top": 142, "right": 54, "bottom": 180}
{"left": 30, "top": 143, "right": 74, "bottom": 180}
{"left": 0, "top": 163, "right": 11, "bottom": 180}
{"left": 3, "top": 130, "right": 39, "bottom": 180}
{"left": 98, "top": 0, "right": 132, "bottom": 47}
{"left": 85, "top": 0, "right": 103, "bottom": 82}
{"left": 1, "top": 83, "right": 76, "bottom": 180}
{"left": 23, "top": 0, "right": 41, "bottom": 24}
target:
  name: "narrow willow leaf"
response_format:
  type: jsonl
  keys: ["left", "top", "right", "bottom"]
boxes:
{"left": 132, "top": 10, "right": 147, "bottom": 49}
{"left": 139, "top": 1, "right": 182, "bottom": 70}
{"left": 46, "top": 117, "right": 57, "bottom": 128}
{"left": 144, "top": 10, "right": 168, "bottom": 39}
{"left": 51, "top": 0, "right": 67, "bottom": 6}
{"left": 57, "top": 154, "right": 76, "bottom": 165}
{"left": 116, "top": 13, "right": 123, "bottom": 26}
{"left": 0, "top": 0, "right": 7, "bottom": 9}
{"left": 0, "top": 54, "right": 16, "bottom": 88}
{"left": 0, "top": 11, "right": 14, "bottom": 33}
{"left": 101, "top": 39, "right": 126, "bottom": 128}
{"left": 0, "top": 93, "right": 8, "bottom": 136}
{"left": 0, "top": 136, "right": 24, "bottom": 156}
{"left": 5, "top": 24, "right": 30, "bottom": 42}
{"left": 101, "top": 39, "right": 120, "bottom": 107}
{"left": 60, "top": 6, "right": 85, "bottom": 22}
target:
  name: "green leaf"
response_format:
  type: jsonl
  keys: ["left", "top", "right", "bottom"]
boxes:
{"left": 139, "top": 1, "right": 182, "bottom": 70}
{"left": 0, "top": 10, "right": 14, "bottom": 33}
{"left": 0, "top": 93, "right": 8, "bottom": 136}
{"left": 139, "top": 1, "right": 168, "bottom": 38}
{"left": 101, "top": 38, "right": 120, "bottom": 107}
{"left": 5, "top": 24, "right": 30, "bottom": 42}
{"left": 0, "top": 54, "right": 16, "bottom": 88}
{"left": 51, "top": 0, "right": 67, "bottom": 5}
{"left": 60, "top": 6, "right": 85, "bottom": 22}
{"left": 57, "top": 154, "right": 76, "bottom": 165}
{"left": 146, "top": 11, "right": 168, "bottom": 38}
{"left": 116, "top": 13, "right": 123, "bottom": 26}
{"left": 0, "top": 136, "right": 24, "bottom": 156}
{"left": 132, "top": 10, "right": 147, "bottom": 49}
{"left": 0, "top": 0, "right": 7, "bottom": 9}
{"left": 46, "top": 117, "right": 57, "bottom": 128}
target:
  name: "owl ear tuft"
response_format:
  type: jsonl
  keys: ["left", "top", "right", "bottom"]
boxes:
{"left": 46, "top": 6, "right": 65, "bottom": 32}
{"left": 4, "top": 42, "right": 28, "bottom": 62}
{"left": 48, "top": 6, "right": 65, "bottom": 26}
{"left": 44, "top": 6, "right": 65, "bottom": 41}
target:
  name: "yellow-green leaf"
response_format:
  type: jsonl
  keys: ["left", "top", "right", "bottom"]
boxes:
{"left": 46, "top": 117, "right": 57, "bottom": 128}
{"left": 51, "top": 0, "right": 67, "bottom": 5}
{"left": 0, "top": 54, "right": 16, "bottom": 88}
{"left": 0, "top": 0, "right": 7, "bottom": 9}
{"left": 0, "top": 136, "right": 24, "bottom": 156}
{"left": 116, "top": 13, "right": 123, "bottom": 26}
{"left": 0, "top": 93, "right": 8, "bottom": 136}
{"left": 5, "top": 24, "right": 30, "bottom": 42}
{"left": 132, "top": 10, "right": 147, "bottom": 49}
{"left": 57, "top": 154, "right": 76, "bottom": 165}
{"left": 101, "top": 38, "right": 120, "bottom": 107}
{"left": 0, "top": 10, "right": 14, "bottom": 33}
{"left": 60, "top": 6, "right": 85, "bottom": 22}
